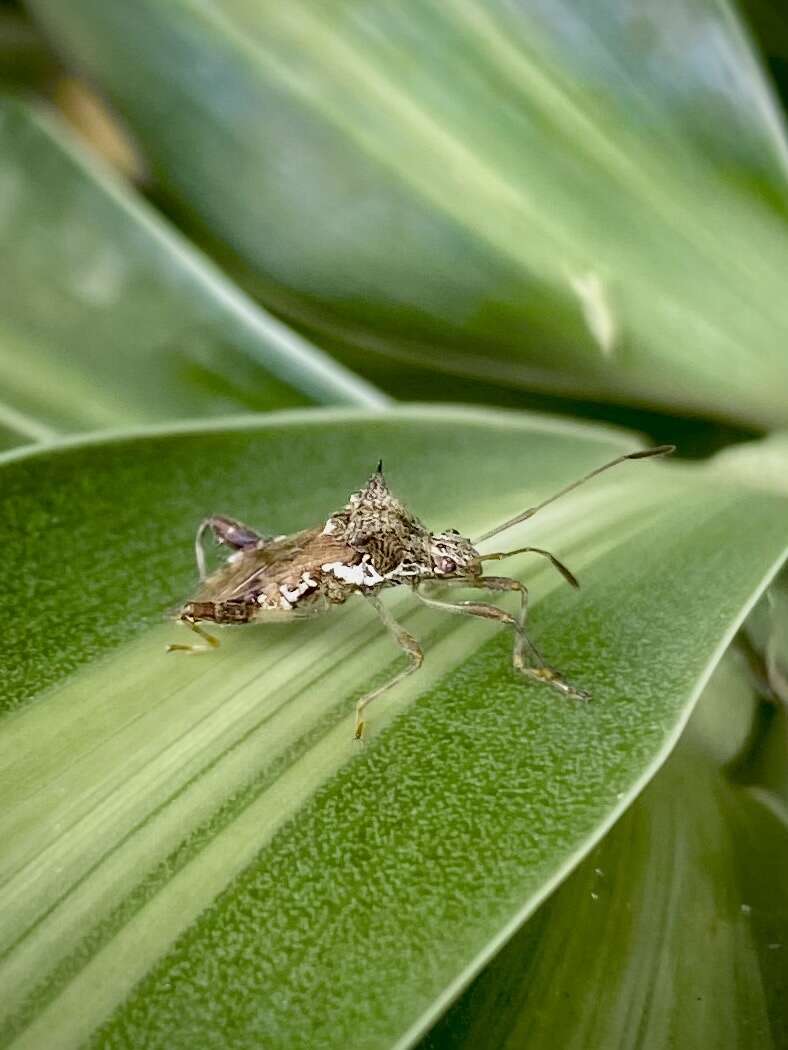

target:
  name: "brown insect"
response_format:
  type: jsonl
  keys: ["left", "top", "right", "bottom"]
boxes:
{"left": 168, "top": 445, "right": 674, "bottom": 738}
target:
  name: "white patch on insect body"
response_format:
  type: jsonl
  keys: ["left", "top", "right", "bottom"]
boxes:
{"left": 279, "top": 572, "right": 319, "bottom": 605}
{"left": 386, "top": 561, "right": 424, "bottom": 579}
{"left": 322, "top": 555, "right": 384, "bottom": 588}
{"left": 321, "top": 519, "right": 338, "bottom": 536}
{"left": 323, "top": 561, "right": 364, "bottom": 585}
{"left": 360, "top": 556, "right": 385, "bottom": 586}
{"left": 275, "top": 575, "right": 321, "bottom": 609}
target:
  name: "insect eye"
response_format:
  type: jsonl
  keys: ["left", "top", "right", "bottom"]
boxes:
{"left": 438, "top": 556, "right": 457, "bottom": 574}
{"left": 445, "top": 528, "right": 460, "bottom": 535}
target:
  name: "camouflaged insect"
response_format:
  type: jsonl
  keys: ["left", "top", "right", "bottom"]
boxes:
{"left": 169, "top": 448, "right": 673, "bottom": 738}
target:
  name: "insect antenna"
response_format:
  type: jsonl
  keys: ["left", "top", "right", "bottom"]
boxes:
{"left": 474, "top": 445, "right": 674, "bottom": 544}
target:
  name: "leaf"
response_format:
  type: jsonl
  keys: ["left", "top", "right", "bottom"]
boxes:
{"left": 0, "top": 8, "right": 57, "bottom": 91}
{"left": 0, "top": 407, "right": 785, "bottom": 1050}
{"left": 738, "top": 567, "right": 788, "bottom": 818}
{"left": 0, "top": 97, "right": 385, "bottom": 446}
{"left": 420, "top": 650, "right": 788, "bottom": 1050}
{"left": 712, "top": 431, "right": 788, "bottom": 497}
{"left": 741, "top": 1, "right": 788, "bottom": 114}
{"left": 24, "top": 0, "right": 788, "bottom": 426}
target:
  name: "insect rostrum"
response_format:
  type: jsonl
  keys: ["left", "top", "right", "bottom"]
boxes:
{"left": 168, "top": 447, "right": 673, "bottom": 738}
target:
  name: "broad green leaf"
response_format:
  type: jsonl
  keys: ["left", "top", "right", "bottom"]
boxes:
{"left": 24, "top": 0, "right": 788, "bottom": 426}
{"left": 420, "top": 650, "right": 788, "bottom": 1050}
{"left": 0, "top": 97, "right": 385, "bottom": 446}
{"left": 0, "top": 407, "right": 785, "bottom": 1050}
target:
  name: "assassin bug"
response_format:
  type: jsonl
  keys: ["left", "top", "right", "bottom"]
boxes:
{"left": 168, "top": 445, "right": 674, "bottom": 738}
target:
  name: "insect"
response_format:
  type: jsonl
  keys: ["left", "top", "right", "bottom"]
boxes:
{"left": 168, "top": 445, "right": 674, "bottom": 738}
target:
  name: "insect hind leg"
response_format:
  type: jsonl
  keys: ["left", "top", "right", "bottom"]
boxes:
{"left": 195, "top": 515, "right": 268, "bottom": 581}
{"left": 355, "top": 594, "right": 424, "bottom": 741}
{"left": 166, "top": 614, "right": 220, "bottom": 654}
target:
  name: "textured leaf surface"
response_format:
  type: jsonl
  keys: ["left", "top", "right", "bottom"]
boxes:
{"left": 24, "top": 0, "right": 788, "bottom": 425}
{"left": 0, "top": 407, "right": 786, "bottom": 1050}
{"left": 0, "top": 97, "right": 384, "bottom": 445}
{"left": 421, "top": 651, "right": 788, "bottom": 1050}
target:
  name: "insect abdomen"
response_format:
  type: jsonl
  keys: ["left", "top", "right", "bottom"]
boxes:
{"left": 183, "top": 601, "right": 255, "bottom": 624}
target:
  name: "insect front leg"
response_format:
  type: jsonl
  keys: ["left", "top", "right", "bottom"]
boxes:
{"left": 474, "top": 576, "right": 589, "bottom": 700}
{"left": 194, "top": 515, "right": 268, "bottom": 580}
{"left": 355, "top": 594, "right": 424, "bottom": 741}
{"left": 416, "top": 576, "right": 590, "bottom": 701}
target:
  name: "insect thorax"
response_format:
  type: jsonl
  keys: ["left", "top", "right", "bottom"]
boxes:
{"left": 322, "top": 469, "right": 433, "bottom": 579}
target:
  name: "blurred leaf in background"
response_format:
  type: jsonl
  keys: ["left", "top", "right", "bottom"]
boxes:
{"left": 0, "top": 97, "right": 385, "bottom": 446}
{"left": 23, "top": 0, "right": 788, "bottom": 426}
{"left": 741, "top": 1, "right": 788, "bottom": 117}
{"left": 0, "top": 0, "right": 54, "bottom": 93}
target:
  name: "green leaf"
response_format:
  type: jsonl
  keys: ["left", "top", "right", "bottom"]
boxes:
{"left": 420, "top": 650, "right": 788, "bottom": 1050}
{"left": 0, "top": 8, "right": 56, "bottom": 92}
{"left": 739, "top": 569, "right": 788, "bottom": 819}
{"left": 24, "top": 0, "right": 788, "bottom": 426}
{"left": 0, "top": 407, "right": 785, "bottom": 1050}
{"left": 712, "top": 431, "right": 788, "bottom": 497}
{"left": 0, "top": 97, "right": 385, "bottom": 445}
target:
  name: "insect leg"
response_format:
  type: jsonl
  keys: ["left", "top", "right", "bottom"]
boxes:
{"left": 166, "top": 616, "right": 220, "bottom": 654}
{"left": 416, "top": 578, "right": 543, "bottom": 665}
{"left": 355, "top": 594, "right": 423, "bottom": 741}
{"left": 194, "top": 515, "right": 268, "bottom": 580}
{"left": 417, "top": 577, "right": 589, "bottom": 701}
{"left": 474, "top": 576, "right": 589, "bottom": 699}
{"left": 466, "top": 575, "right": 544, "bottom": 667}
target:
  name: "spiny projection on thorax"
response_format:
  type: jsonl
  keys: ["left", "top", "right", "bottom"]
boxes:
{"left": 323, "top": 461, "right": 432, "bottom": 576}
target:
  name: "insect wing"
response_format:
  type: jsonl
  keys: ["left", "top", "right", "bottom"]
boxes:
{"left": 194, "top": 528, "right": 314, "bottom": 602}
